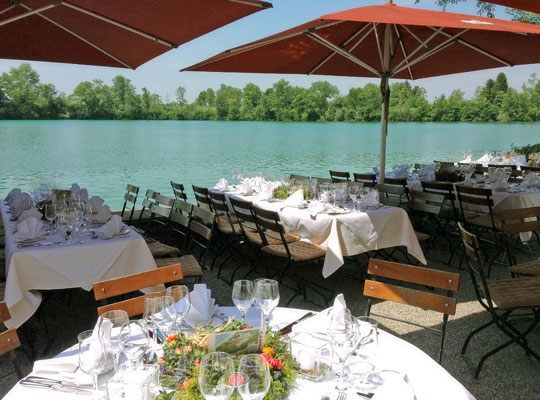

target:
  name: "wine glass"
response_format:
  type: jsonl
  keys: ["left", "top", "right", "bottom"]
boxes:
{"left": 353, "top": 316, "right": 380, "bottom": 389}
{"left": 98, "top": 310, "right": 130, "bottom": 371}
{"left": 44, "top": 203, "right": 56, "bottom": 233}
{"left": 120, "top": 320, "right": 149, "bottom": 368}
{"left": 198, "top": 352, "right": 235, "bottom": 400}
{"left": 349, "top": 186, "right": 359, "bottom": 211}
{"left": 254, "top": 279, "right": 279, "bottom": 329}
{"left": 151, "top": 295, "right": 177, "bottom": 338}
{"left": 327, "top": 309, "right": 358, "bottom": 391}
{"left": 143, "top": 292, "right": 163, "bottom": 347}
{"left": 166, "top": 285, "right": 191, "bottom": 332}
{"left": 237, "top": 354, "right": 271, "bottom": 400}
{"left": 232, "top": 280, "right": 254, "bottom": 322}
{"left": 78, "top": 330, "right": 107, "bottom": 392}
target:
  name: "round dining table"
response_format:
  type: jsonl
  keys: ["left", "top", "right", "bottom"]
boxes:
{"left": 3, "top": 307, "right": 476, "bottom": 400}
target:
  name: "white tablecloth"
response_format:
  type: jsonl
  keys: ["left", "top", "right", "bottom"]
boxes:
{"left": 2, "top": 307, "right": 475, "bottom": 400}
{"left": 215, "top": 189, "right": 426, "bottom": 278}
{"left": 1, "top": 202, "right": 157, "bottom": 329}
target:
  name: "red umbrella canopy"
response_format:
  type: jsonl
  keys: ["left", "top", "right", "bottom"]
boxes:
{"left": 482, "top": 0, "right": 540, "bottom": 14}
{"left": 0, "top": 0, "right": 272, "bottom": 69}
{"left": 183, "top": 3, "right": 540, "bottom": 80}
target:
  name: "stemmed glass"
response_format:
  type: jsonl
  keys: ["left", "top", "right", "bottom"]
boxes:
{"left": 198, "top": 352, "right": 236, "bottom": 400}
{"left": 354, "top": 317, "right": 380, "bottom": 389}
{"left": 120, "top": 320, "right": 149, "bottom": 368}
{"left": 98, "top": 310, "right": 130, "bottom": 371}
{"left": 327, "top": 309, "right": 358, "bottom": 391}
{"left": 44, "top": 204, "right": 56, "bottom": 233}
{"left": 232, "top": 280, "right": 254, "bottom": 322}
{"left": 151, "top": 295, "right": 177, "bottom": 338}
{"left": 237, "top": 354, "right": 271, "bottom": 400}
{"left": 143, "top": 292, "right": 163, "bottom": 347}
{"left": 254, "top": 279, "right": 279, "bottom": 330}
{"left": 349, "top": 186, "right": 359, "bottom": 211}
{"left": 166, "top": 285, "right": 191, "bottom": 332}
{"left": 78, "top": 330, "right": 107, "bottom": 392}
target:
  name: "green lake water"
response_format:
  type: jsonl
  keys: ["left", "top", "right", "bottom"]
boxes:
{"left": 0, "top": 120, "right": 538, "bottom": 209}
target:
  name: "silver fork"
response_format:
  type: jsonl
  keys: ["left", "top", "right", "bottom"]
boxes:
{"left": 337, "top": 390, "right": 347, "bottom": 400}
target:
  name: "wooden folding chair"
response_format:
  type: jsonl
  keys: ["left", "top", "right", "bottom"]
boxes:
{"left": 521, "top": 165, "right": 540, "bottom": 173}
{"left": 193, "top": 185, "right": 213, "bottom": 212}
{"left": 171, "top": 181, "right": 188, "bottom": 201}
{"left": 133, "top": 189, "right": 160, "bottom": 234}
{"left": 458, "top": 223, "right": 540, "bottom": 378}
{"left": 289, "top": 174, "right": 310, "bottom": 184}
{"left": 120, "top": 184, "right": 139, "bottom": 225}
{"left": 0, "top": 300, "right": 24, "bottom": 379}
{"left": 363, "top": 258, "right": 460, "bottom": 363}
{"left": 353, "top": 172, "right": 377, "bottom": 188}
{"left": 500, "top": 207, "right": 540, "bottom": 277}
{"left": 376, "top": 183, "right": 405, "bottom": 207}
{"left": 311, "top": 177, "right": 333, "bottom": 184}
{"left": 383, "top": 177, "right": 410, "bottom": 202}
{"left": 93, "top": 264, "right": 183, "bottom": 317}
{"left": 329, "top": 170, "right": 350, "bottom": 182}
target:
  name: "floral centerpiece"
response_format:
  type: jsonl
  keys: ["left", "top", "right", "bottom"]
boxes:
{"left": 157, "top": 320, "right": 296, "bottom": 400}
{"left": 528, "top": 153, "right": 540, "bottom": 167}
{"left": 273, "top": 184, "right": 312, "bottom": 200}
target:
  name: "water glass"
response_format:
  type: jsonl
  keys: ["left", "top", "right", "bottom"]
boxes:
{"left": 254, "top": 279, "right": 279, "bottom": 329}
{"left": 98, "top": 310, "right": 130, "bottom": 371}
{"left": 166, "top": 285, "right": 191, "bottom": 332}
{"left": 120, "top": 320, "right": 149, "bottom": 368}
{"left": 198, "top": 352, "right": 235, "bottom": 400}
{"left": 78, "top": 330, "right": 107, "bottom": 391}
{"left": 237, "top": 354, "right": 271, "bottom": 400}
{"left": 232, "top": 280, "right": 254, "bottom": 322}
{"left": 349, "top": 186, "right": 359, "bottom": 210}
{"left": 44, "top": 203, "right": 56, "bottom": 232}
{"left": 143, "top": 292, "right": 163, "bottom": 346}
{"left": 354, "top": 316, "right": 380, "bottom": 388}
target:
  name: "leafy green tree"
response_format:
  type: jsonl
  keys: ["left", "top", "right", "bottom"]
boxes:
{"left": 499, "top": 87, "right": 531, "bottom": 122}
{"left": 239, "top": 83, "right": 261, "bottom": 120}
{"left": 111, "top": 75, "right": 141, "bottom": 119}
{"left": 215, "top": 84, "right": 242, "bottom": 120}
{"left": 196, "top": 88, "right": 216, "bottom": 106}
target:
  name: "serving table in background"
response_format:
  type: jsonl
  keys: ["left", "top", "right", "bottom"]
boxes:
{"left": 2, "top": 307, "right": 475, "bottom": 400}
{"left": 213, "top": 188, "right": 426, "bottom": 277}
{"left": 1, "top": 201, "right": 158, "bottom": 329}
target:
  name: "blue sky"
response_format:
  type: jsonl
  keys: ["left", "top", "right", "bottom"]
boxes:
{"left": 0, "top": 0, "right": 537, "bottom": 102}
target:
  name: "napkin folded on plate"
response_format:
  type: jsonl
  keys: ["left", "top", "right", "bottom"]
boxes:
{"left": 308, "top": 201, "right": 331, "bottom": 218}
{"left": 101, "top": 215, "right": 124, "bottom": 238}
{"left": 87, "top": 196, "right": 105, "bottom": 213}
{"left": 280, "top": 190, "right": 304, "bottom": 209}
{"left": 292, "top": 294, "right": 347, "bottom": 334}
{"left": 76, "top": 188, "right": 89, "bottom": 203}
{"left": 18, "top": 206, "right": 43, "bottom": 223}
{"left": 390, "top": 165, "right": 408, "bottom": 179}
{"left": 372, "top": 372, "right": 416, "bottom": 400}
{"left": 184, "top": 284, "right": 218, "bottom": 326}
{"left": 240, "top": 181, "right": 252, "bottom": 194}
{"left": 90, "top": 205, "right": 111, "bottom": 223}
{"left": 258, "top": 183, "right": 274, "bottom": 201}
{"left": 360, "top": 189, "right": 380, "bottom": 207}
{"left": 491, "top": 178, "right": 507, "bottom": 191}
{"left": 215, "top": 178, "right": 228, "bottom": 191}
{"left": 10, "top": 192, "right": 32, "bottom": 216}
{"left": 71, "top": 183, "right": 81, "bottom": 196}
{"left": 5, "top": 188, "right": 21, "bottom": 204}
{"left": 14, "top": 217, "right": 46, "bottom": 241}
{"left": 33, "top": 351, "right": 80, "bottom": 375}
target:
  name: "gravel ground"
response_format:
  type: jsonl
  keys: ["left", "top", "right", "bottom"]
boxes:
{"left": 1, "top": 229, "right": 539, "bottom": 399}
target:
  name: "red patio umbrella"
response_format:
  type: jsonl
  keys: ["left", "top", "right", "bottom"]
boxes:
{"left": 0, "top": 0, "right": 272, "bottom": 69}
{"left": 482, "top": 0, "right": 540, "bottom": 14}
{"left": 183, "top": 1, "right": 540, "bottom": 180}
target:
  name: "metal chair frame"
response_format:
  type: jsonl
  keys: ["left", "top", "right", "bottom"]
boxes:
{"left": 120, "top": 184, "right": 139, "bottom": 225}
{"left": 171, "top": 181, "right": 188, "bottom": 201}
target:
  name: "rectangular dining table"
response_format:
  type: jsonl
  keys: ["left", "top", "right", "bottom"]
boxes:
{"left": 213, "top": 188, "right": 427, "bottom": 278}
{"left": 1, "top": 201, "right": 158, "bottom": 329}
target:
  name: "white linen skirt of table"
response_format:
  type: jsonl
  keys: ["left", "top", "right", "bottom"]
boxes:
{"left": 2, "top": 307, "right": 476, "bottom": 400}
{"left": 1, "top": 202, "right": 158, "bottom": 329}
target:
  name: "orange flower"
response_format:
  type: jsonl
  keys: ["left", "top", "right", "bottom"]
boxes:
{"left": 166, "top": 334, "right": 177, "bottom": 344}
{"left": 262, "top": 347, "right": 275, "bottom": 357}
{"left": 181, "top": 378, "right": 192, "bottom": 390}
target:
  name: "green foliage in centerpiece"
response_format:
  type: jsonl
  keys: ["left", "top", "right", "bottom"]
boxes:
{"left": 157, "top": 320, "right": 296, "bottom": 400}
{"left": 273, "top": 184, "right": 311, "bottom": 200}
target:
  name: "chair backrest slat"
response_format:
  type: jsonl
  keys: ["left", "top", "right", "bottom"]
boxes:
{"left": 353, "top": 173, "right": 376, "bottom": 183}
{"left": 126, "top": 184, "right": 139, "bottom": 194}
{"left": 311, "top": 177, "right": 333, "bottom": 184}
{"left": 329, "top": 170, "right": 350, "bottom": 181}
{"left": 170, "top": 199, "right": 193, "bottom": 228}
{"left": 0, "top": 301, "right": 11, "bottom": 323}
{"left": 0, "top": 329, "right": 21, "bottom": 357}
{"left": 230, "top": 198, "right": 256, "bottom": 224}
{"left": 189, "top": 206, "right": 215, "bottom": 241}
{"left": 367, "top": 259, "right": 460, "bottom": 291}
{"left": 290, "top": 174, "right": 310, "bottom": 182}
{"left": 93, "top": 264, "right": 183, "bottom": 301}
{"left": 500, "top": 207, "right": 540, "bottom": 234}
{"left": 252, "top": 206, "right": 284, "bottom": 233}
{"left": 148, "top": 202, "right": 172, "bottom": 219}
{"left": 363, "top": 280, "right": 457, "bottom": 315}
{"left": 458, "top": 223, "right": 485, "bottom": 264}
{"left": 521, "top": 165, "right": 540, "bottom": 172}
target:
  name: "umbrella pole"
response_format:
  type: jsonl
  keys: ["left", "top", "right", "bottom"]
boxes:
{"left": 379, "top": 16, "right": 392, "bottom": 185}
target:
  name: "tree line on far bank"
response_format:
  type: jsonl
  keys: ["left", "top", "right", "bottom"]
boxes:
{"left": 1, "top": 63, "right": 540, "bottom": 123}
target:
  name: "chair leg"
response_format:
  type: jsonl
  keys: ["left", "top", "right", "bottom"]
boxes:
{"left": 461, "top": 319, "right": 495, "bottom": 355}
{"left": 438, "top": 314, "right": 449, "bottom": 364}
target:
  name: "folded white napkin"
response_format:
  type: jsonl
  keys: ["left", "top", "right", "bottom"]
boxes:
{"left": 391, "top": 165, "right": 408, "bottom": 179}
{"left": 33, "top": 351, "right": 80, "bottom": 375}
{"left": 361, "top": 189, "right": 380, "bottom": 207}
{"left": 71, "top": 183, "right": 81, "bottom": 197}
{"left": 215, "top": 178, "right": 228, "bottom": 191}
{"left": 281, "top": 190, "right": 304, "bottom": 208}
{"left": 77, "top": 188, "right": 89, "bottom": 203}
{"left": 11, "top": 192, "right": 32, "bottom": 216}
{"left": 373, "top": 373, "right": 416, "bottom": 400}
{"left": 258, "top": 183, "right": 274, "bottom": 201}
{"left": 491, "top": 178, "right": 507, "bottom": 191}
{"left": 18, "top": 206, "right": 43, "bottom": 223}
{"left": 240, "top": 181, "right": 253, "bottom": 194}
{"left": 101, "top": 215, "right": 123, "bottom": 238}
{"left": 14, "top": 217, "right": 46, "bottom": 240}
{"left": 184, "top": 284, "right": 218, "bottom": 325}
{"left": 5, "top": 188, "right": 21, "bottom": 204}
{"left": 88, "top": 196, "right": 105, "bottom": 213}
{"left": 292, "top": 294, "right": 346, "bottom": 334}
{"left": 90, "top": 205, "right": 111, "bottom": 223}
{"left": 308, "top": 201, "right": 331, "bottom": 217}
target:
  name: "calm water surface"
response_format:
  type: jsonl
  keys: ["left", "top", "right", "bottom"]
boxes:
{"left": 1, "top": 120, "right": 538, "bottom": 209}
